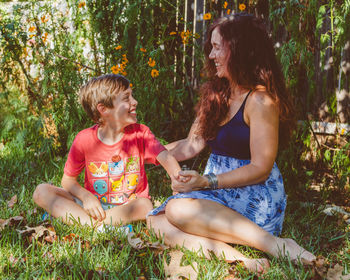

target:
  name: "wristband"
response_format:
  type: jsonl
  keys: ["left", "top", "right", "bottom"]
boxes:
{"left": 203, "top": 173, "right": 218, "bottom": 190}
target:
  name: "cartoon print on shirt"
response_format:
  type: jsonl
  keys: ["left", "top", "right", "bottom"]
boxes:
{"left": 126, "top": 174, "right": 139, "bottom": 191}
{"left": 108, "top": 160, "right": 124, "bottom": 176}
{"left": 88, "top": 162, "right": 108, "bottom": 177}
{"left": 128, "top": 193, "right": 137, "bottom": 200}
{"left": 110, "top": 194, "right": 126, "bottom": 205}
{"left": 100, "top": 196, "right": 108, "bottom": 203}
{"left": 125, "top": 157, "right": 140, "bottom": 173}
{"left": 93, "top": 179, "right": 108, "bottom": 195}
{"left": 110, "top": 175, "right": 124, "bottom": 192}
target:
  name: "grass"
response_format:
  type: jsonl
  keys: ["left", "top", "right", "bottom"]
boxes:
{"left": 0, "top": 148, "right": 349, "bottom": 279}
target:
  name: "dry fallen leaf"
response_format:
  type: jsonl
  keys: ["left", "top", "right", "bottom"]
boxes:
{"left": 0, "top": 216, "right": 24, "bottom": 230}
{"left": 16, "top": 224, "right": 57, "bottom": 244}
{"left": 7, "top": 195, "right": 17, "bottom": 208}
{"left": 127, "top": 232, "right": 145, "bottom": 249}
{"left": 164, "top": 250, "right": 198, "bottom": 280}
{"left": 327, "top": 264, "right": 350, "bottom": 280}
{"left": 126, "top": 232, "right": 169, "bottom": 253}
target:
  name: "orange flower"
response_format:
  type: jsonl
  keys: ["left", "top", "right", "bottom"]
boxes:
{"left": 41, "top": 15, "right": 48, "bottom": 23}
{"left": 148, "top": 58, "right": 156, "bottom": 67}
{"left": 42, "top": 32, "right": 48, "bottom": 43}
{"left": 78, "top": 1, "right": 86, "bottom": 8}
{"left": 115, "top": 45, "right": 122, "bottom": 50}
{"left": 180, "top": 30, "right": 191, "bottom": 44}
{"left": 203, "top": 13, "right": 211, "bottom": 20}
{"left": 111, "top": 65, "right": 120, "bottom": 74}
{"left": 223, "top": 1, "right": 228, "bottom": 9}
{"left": 122, "top": 54, "right": 128, "bottom": 64}
{"left": 140, "top": 48, "right": 146, "bottom": 52}
{"left": 29, "top": 26, "right": 36, "bottom": 32}
{"left": 227, "top": 9, "right": 231, "bottom": 15}
{"left": 129, "top": 83, "right": 133, "bottom": 88}
{"left": 169, "top": 31, "right": 177, "bottom": 35}
{"left": 151, "top": 69, "right": 159, "bottom": 78}
{"left": 239, "top": 3, "right": 246, "bottom": 11}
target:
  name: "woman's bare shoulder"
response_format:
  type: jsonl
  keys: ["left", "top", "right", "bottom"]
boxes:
{"left": 247, "top": 89, "right": 278, "bottom": 112}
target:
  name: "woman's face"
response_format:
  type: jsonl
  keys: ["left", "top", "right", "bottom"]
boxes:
{"left": 209, "top": 27, "right": 230, "bottom": 80}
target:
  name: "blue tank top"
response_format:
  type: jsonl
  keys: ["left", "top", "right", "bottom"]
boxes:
{"left": 207, "top": 90, "right": 252, "bottom": 159}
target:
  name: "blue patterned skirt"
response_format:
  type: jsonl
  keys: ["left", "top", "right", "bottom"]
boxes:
{"left": 148, "top": 153, "right": 287, "bottom": 236}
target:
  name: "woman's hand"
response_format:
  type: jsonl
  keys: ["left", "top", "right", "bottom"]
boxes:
{"left": 171, "top": 170, "right": 209, "bottom": 193}
{"left": 81, "top": 192, "right": 106, "bottom": 222}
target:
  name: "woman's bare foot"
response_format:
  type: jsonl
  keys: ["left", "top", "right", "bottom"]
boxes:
{"left": 242, "top": 258, "right": 270, "bottom": 274}
{"left": 229, "top": 258, "right": 270, "bottom": 274}
{"left": 275, "top": 238, "right": 316, "bottom": 263}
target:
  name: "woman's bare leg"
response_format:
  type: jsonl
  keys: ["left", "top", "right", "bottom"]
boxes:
{"left": 147, "top": 214, "right": 270, "bottom": 274}
{"left": 165, "top": 198, "right": 315, "bottom": 262}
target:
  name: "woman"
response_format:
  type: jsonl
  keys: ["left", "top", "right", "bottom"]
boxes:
{"left": 147, "top": 14, "right": 315, "bottom": 273}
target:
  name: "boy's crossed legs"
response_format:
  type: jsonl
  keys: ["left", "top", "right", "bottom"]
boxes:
{"left": 33, "top": 183, "right": 153, "bottom": 226}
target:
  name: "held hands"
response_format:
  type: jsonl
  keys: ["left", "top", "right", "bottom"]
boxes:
{"left": 171, "top": 170, "right": 208, "bottom": 193}
{"left": 81, "top": 191, "right": 106, "bottom": 222}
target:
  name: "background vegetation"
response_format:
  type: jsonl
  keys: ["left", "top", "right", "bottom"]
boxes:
{"left": 0, "top": 0, "right": 349, "bottom": 279}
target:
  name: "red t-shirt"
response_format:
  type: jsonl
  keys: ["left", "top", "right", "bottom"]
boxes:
{"left": 64, "top": 124, "right": 165, "bottom": 205}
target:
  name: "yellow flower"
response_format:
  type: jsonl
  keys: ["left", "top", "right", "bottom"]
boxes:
{"left": 78, "top": 1, "right": 86, "bottom": 8}
{"left": 169, "top": 31, "right": 177, "bottom": 35}
{"left": 203, "top": 13, "right": 211, "bottom": 20}
{"left": 227, "top": 9, "right": 231, "bottom": 15}
{"left": 29, "top": 26, "right": 36, "bottom": 33}
{"left": 115, "top": 45, "right": 122, "bottom": 50}
{"left": 148, "top": 58, "right": 156, "bottom": 67}
{"left": 223, "top": 1, "right": 228, "bottom": 9}
{"left": 140, "top": 48, "right": 146, "bottom": 52}
{"left": 239, "top": 3, "right": 246, "bottom": 11}
{"left": 340, "top": 128, "right": 345, "bottom": 135}
{"left": 151, "top": 69, "right": 159, "bottom": 78}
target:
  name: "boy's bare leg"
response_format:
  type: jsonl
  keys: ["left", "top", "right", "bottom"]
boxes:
{"left": 147, "top": 214, "right": 270, "bottom": 274}
{"left": 33, "top": 183, "right": 97, "bottom": 225}
{"left": 103, "top": 197, "right": 153, "bottom": 225}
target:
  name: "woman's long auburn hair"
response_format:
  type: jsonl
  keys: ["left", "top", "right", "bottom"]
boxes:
{"left": 196, "top": 14, "right": 295, "bottom": 146}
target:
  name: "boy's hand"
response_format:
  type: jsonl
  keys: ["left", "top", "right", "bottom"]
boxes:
{"left": 81, "top": 192, "right": 106, "bottom": 221}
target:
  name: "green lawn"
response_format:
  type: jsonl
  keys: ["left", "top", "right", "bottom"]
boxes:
{"left": 0, "top": 150, "right": 349, "bottom": 279}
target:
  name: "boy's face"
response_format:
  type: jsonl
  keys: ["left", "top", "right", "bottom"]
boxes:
{"left": 104, "top": 87, "right": 138, "bottom": 128}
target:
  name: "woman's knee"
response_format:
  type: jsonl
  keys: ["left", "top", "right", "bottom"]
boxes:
{"left": 165, "top": 198, "right": 195, "bottom": 226}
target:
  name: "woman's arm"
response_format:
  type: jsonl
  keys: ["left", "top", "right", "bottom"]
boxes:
{"left": 172, "top": 91, "right": 279, "bottom": 192}
{"left": 165, "top": 119, "right": 206, "bottom": 162}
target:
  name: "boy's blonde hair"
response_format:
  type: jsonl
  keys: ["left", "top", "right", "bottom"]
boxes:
{"left": 79, "top": 74, "right": 130, "bottom": 124}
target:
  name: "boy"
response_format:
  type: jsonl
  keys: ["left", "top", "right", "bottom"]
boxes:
{"left": 33, "top": 74, "right": 183, "bottom": 228}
